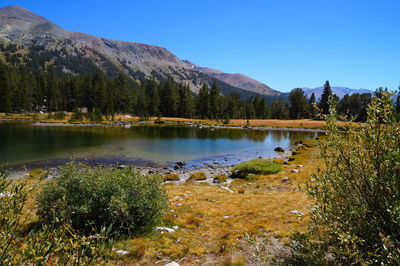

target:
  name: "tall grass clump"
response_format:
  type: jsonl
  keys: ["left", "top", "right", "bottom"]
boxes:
{"left": 287, "top": 90, "right": 400, "bottom": 264}
{"left": 232, "top": 159, "right": 281, "bottom": 177}
{"left": 37, "top": 162, "right": 168, "bottom": 236}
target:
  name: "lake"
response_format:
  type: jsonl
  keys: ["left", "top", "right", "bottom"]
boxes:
{"left": 0, "top": 122, "right": 318, "bottom": 168}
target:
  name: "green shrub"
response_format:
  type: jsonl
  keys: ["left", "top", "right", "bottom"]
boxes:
{"left": 37, "top": 162, "right": 168, "bottom": 235}
{"left": 188, "top": 172, "right": 207, "bottom": 181}
{"left": 70, "top": 109, "right": 83, "bottom": 122}
{"left": 232, "top": 159, "right": 281, "bottom": 177}
{"left": 288, "top": 91, "right": 400, "bottom": 264}
{"left": 213, "top": 174, "right": 228, "bottom": 183}
{"left": 0, "top": 166, "right": 112, "bottom": 264}
{"left": 54, "top": 111, "right": 66, "bottom": 120}
{"left": 245, "top": 173, "right": 257, "bottom": 181}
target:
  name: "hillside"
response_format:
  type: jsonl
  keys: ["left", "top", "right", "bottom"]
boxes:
{"left": 183, "top": 60, "right": 281, "bottom": 96}
{"left": 0, "top": 5, "right": 278, "bottom": 101}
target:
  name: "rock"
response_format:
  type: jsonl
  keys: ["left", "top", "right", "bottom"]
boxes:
{"left": 172, "top": 225, "right": 178, "bottom": 230}
{"left": 310, "top": 178, "right": 316, "bottom": 182}
{"left": 274, "top": 146, "right": 285, "bottom": 152}
{"left": 289, "top": 210, "right": 301, "bottom": 214}
{"left": 297, "top": 165, "right": 303, "bottom": 168}
{"left": 124, "top": 115, "right": 132, "bottom": 119}
{"left": 118, "top": 164, "right": 128, "bottom": 169}
{"left": 124, "top": 124, "right": 131, "bottom": 129}
{"left": 282, "top": 177, "right": 289, "bottom": 182}
{"left": 175, "top": 161, "right": 185, "bottom": 167}
{"left": 155, "top": 227, "right": 175, "bottom": 234}
{"left": 114, "top": 249, "right": 129, "bottom": 255}
{"left": 224, "top": 216, "right": 230, "bottom": 218}
{"left": 220, "top": 186, "right": 234, "bottom": 193}
{"left": 164, "top": 262, "right": 180, "bottom": 266}
{"left": 173, "top": 165, "right": 180, "bottom": 170}
{"left": 291, "top": 169, "right": 300, "bottom": 173}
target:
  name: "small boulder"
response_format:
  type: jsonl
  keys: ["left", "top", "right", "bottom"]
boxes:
{"left": 164, "top": 262, "right": 180, "bottom": 266}
{"left": 175, "top": 161, "right": 185, "bottom": 167}
{"left": 274, "top": 146, "right": 285, "bottom": 152}
{"left": 155, "top": 227, "right": 175, "bottom": 234}
{"left": 291, "top": 169, "right": 300, "bottom": 173}
{"left": 282, "top": 177, "right": 289, "bottom": 182}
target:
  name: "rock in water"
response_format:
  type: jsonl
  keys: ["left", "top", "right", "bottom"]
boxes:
{"left": 274, "top": 146, "right": 285, "bottom": 152}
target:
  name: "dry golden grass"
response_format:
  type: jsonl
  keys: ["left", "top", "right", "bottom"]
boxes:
{"left": 113, "top": 138, "right": 321, "bottom": 264}
{"left": 1, "top": 112, "right": 331, "bottom": 129}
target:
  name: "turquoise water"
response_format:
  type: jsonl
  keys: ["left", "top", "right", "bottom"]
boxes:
{"left": 0, "top": 122, "right": 316, "bottom": 167}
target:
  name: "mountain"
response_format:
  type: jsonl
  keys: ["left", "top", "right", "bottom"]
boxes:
{"left": 0, "top": 5, "right": 279, "bottom": 101}
{"left": 183, "top": 60, "right": 281, "bottom": 96}
{"left": 303, "top": 87, "right": 373, "bottom": 100}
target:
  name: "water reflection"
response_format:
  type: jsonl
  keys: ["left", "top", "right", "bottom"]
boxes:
{"left": 0, "top": 122, "right": 316, "bottom": 165}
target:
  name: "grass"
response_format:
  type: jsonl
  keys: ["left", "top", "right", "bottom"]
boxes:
{"left": 0, "top": 112, "right": 331, "bottom": 129}
{"left": 232, "top": 159, "right": 282, "bottom": 176}
{"left": 188, "top": 172, "right": 207, "bottom": 181}
{"left": 214, "top": 174, "right": 228, "bottom": 183}
{"left": 7, "top": 135, "right": 322, "bottom": 264}
{"left": 111, "top": 138, "right": 322, "bottom": 264}
{"left": 163, "top": 173, "right": 180, "bottom": 181}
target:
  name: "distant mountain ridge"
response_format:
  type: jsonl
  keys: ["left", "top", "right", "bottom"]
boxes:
{"left": 0, "top": 5, "right": 278, "bottom": 101}
{"left": 183, "top": 60, "right": 281, "bottom": 96}
{"left": 303, "top": 87, "right": 373, "bottom": 99}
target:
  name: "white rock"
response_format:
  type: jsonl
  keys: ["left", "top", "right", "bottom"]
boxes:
{"left": 124, "top": 115, "right": 132, "bottom": 118}
{"left": 291, "top": 169, "right": 300, "bottom": 173}
{"left": 282, "top": 177, "right": 289, "bottom": 182}
{"left": 115, "top": 249, "right": 129, "bottom": 255}
{"left": 164, "top": 262, "right": 180, "bottom": 266}
{"left": 297, "top": 165, "right": 303, "bottom": 168}
{"left": 224, "top": 216, "right": 230, "bottom": 218}
{"left": 289, "top": 210, "right": 303, "bottom": 215}
{"left": 155, "top": 227, "right": 175, "bottom": 233}
{"left": 310, "top": 178, "right": 316, "bottom": 182}
{"left": 172, "top": 225, "right": 178, "bottom": 230}
{"left": 124, "top": 124, "right": 131, "bottom": 129}
{"left": 220, "top": 186, "right": 234, "bottom": 193}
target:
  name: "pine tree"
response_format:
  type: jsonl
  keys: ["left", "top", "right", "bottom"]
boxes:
{"left": 288, "top": 88, "right": 310, "bottom": 119}
{"left": 318, "top": 80, "right": 332, "bottom": 115}
{"left": 196, "top": 83, "right": 210, "bottom": 119}
{"left": 145, "top": 77, "right": 160, "bottom": 117}
{"left": 209, "top": 81, "right": 220, "bottom": 119}
{"left": 309, "top": 92, "right": 317, "bottom": 119}
{"left": 271, "top": 98, "right": 290, "bottom": 119}
{"left": 161, "top": 76, "right": 178, "bottom": 117}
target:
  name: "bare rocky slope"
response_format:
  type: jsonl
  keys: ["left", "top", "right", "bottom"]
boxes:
{"left": 0, "top": 5, "right": 279, "bottom": 100}
{"left": 183, "top": 60, "right": 281, "bottom": 96}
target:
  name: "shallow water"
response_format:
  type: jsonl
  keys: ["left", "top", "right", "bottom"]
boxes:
{"left": 0, "top": 122, "right": 317, "bottom": 167}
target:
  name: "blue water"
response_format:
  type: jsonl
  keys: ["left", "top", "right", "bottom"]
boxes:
{"left": 0, "top": 122, "right": 316, "bottom": 167}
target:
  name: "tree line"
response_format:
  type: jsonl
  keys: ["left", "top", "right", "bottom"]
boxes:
{"left": 0, "top": 60, "right": 387, "bottom": 122}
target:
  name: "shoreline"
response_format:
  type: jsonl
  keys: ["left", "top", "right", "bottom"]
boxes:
{"left": 29, "top": 120, "right": 327, "bottom": 133}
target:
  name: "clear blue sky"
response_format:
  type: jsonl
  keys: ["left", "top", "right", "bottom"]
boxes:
{"left": 2, "top": 0, "right": 400, "bottom": 92}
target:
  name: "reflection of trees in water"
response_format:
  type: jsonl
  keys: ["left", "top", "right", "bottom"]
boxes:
{"left": 122, "top": 126, "right": 317, "bottom": 143}
{"left": 270, "top": 130, "right": 316, "bottom": 145}
{"left": 128, "top": 126, "right": 271, "bottom": 141}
